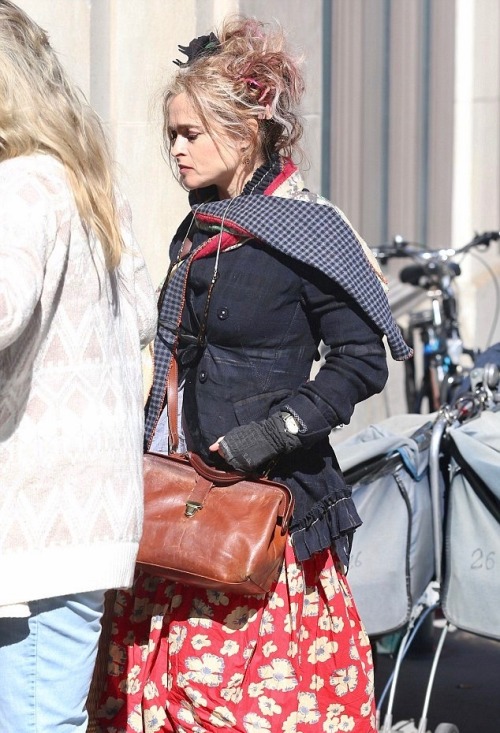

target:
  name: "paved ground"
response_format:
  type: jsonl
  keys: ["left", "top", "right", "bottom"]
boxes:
{"left": 374, "top": 621, "right": 500, "bottom": 733}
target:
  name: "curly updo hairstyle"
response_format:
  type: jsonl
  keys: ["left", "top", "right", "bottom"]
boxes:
{"left": 163, "top": 16, "right": 305, "bottom": 163}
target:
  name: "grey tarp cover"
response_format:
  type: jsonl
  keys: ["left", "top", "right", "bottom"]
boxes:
{"left": 335, "top": 414, "right": 437, "bottom": 636}
{"left": 442, "top": 409, "right": 500, "bottom": 640}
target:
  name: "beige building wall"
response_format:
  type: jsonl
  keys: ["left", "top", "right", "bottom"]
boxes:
{"left": 14, "top": 0, "right": 500, "bottom": 437}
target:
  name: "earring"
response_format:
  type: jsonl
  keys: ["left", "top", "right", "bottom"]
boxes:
{"left": 241, "top": 146, "right": 252, "bottom": 167}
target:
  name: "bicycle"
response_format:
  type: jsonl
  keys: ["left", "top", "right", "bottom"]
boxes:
{"left": 371, "top": 231, "right": 500, "bottom": 413}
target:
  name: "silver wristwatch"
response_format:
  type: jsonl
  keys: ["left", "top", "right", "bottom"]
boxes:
{"left": 280, "top": 411, "right": 300, "bottom": 435}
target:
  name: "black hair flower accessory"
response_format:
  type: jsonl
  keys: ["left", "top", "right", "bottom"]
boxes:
{"left": 173, "top": 33, "right": 221, "bottom": 67}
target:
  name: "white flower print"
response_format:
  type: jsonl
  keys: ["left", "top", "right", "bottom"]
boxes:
{"left": 318, "top": 609, "right": 334, "bottom": 631}
{"left": 333, "top": 714, "right": 355, "bottom": 732}
{"left": 188, "top": 618, "right": 212, "bottom": 629}
{"left": 102, "top": 547, "right": 376, "bottom": 733}
{"left": 242, "top": 711, "right": 272, "bottom": 732}
{"left": 185, "top": 686, "right": 207, "bottom": 707}
{"left": 206, "top": 589, "right": 230, "bottom": 606}
{"left": 282, "top": 711, "right": 298, "bottom": 733}
{"left": 297, "top": 691, "right": 321, "bottom": 724}
{"left": 227, "top": 672, "right": 244, "bottom": 688}
{"left": 221, "top": 686, "right": 243, "bottom": 703}
{"left": 260, "top": 609, "right": 275, "bottom": 634}
{"left": 330, "top": 616, "right": 345, "bottom": 634}
{"left": 223, "top": 605, "right": 258, "bottom": 633}
{"left": 287, "top": 573, "right": 304, "bottom": 596}
{"left": 243, "top": 640, "right": 258, "bottom": 660}
{"left": 307, "top": 636, "right": 338, "bottom": 663}
{"left": 210, "top": 706, "right": 237, "bottom": 727}
{"left": 330, "top": 666, "right": 359, "bottom": 696}
{"left": 247, "top": 681, "right": 265, "bottom": 698}
{"left": 140, "top": 638, "right": 156, "bottom": 662}
{"left": 267, "top": 591, "right": 285, "bottom": 610}
{"left": 178, "top": 706, "right": 195, "bottom": 725}
{"left": 143, "top": 704, "right": 167, "bottom": 732}
{"left": 319, "top": 569, "right": 340, "bottom": 600}
{"left": 169, "top": 624, "right": 187, "bottom": 654}
{"left": 365, "top": 668, "right": 375, "bottom": 696}
{"left": 360, "top": 701, "right": 372, "bottom": 717}
{"left": 358, "top": 626, "right": 371, "bottom": 647}
{"left": 220, "top": 673, "right": 245, "bottom": 703}
{"left": 128, "top": 705, "right": 143, "bottom": 733}
{"left": 286, "top": 563, "right": 302, "bottom": 581}
{"left": 143, "top": 681, "right": 159, "bottom": 700}
{"left": 188, "top": 598, "right": 214, "bottom": 627}
{"left": 191, "top": 634, "right": 211, "bottom": 650}
{"left": 287, "top": 641, "right": 298, "bottom": 657}
{"left": 349, "top": 639, "right": 360, "bottom": 661}
{"left": 261, "top": 640, "right": 277, "bottom": 658}
{"left": 119, "top": 664, "right": 141, "bottom": 695}
{"left": 323, "top": 718, "right": 338, "bottom": 733}
{"left": 302, "top": 592, "right": 319, "bottom": 616}
{"left": 185, "top": 653, "right": 224, "bottom": 687}
{"left": 258, "top": 695, "right": 282, "bottom": 716}
{"left": 220, "top": 639, "right": 239, "bottom": 656}
{"left": 284, "top": 602, "right": 299, "bottom": 633}
{"left": 310, "top": 674, "right": 325, "bottom": 691}
{"left": 119, "top": 676, "right": 141, "bottom": 695}
{"left": 150, "top": 614, "right": 164, "bottom": 631}
{"left": 298, "top": 626, "right": 310, "bottom": 641}
{"left": 258, "top": 658, "right": 298, "bottom": 692}
{"left": 326, "top": 703, "right": 345, "bottom": 718}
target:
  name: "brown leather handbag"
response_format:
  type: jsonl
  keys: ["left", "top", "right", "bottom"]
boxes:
{"left": 137, "top": 360, "right": 294, "bottom": 595}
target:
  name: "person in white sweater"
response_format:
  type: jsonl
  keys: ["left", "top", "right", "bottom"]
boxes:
{"left": 0, "top": 3, "right": 157, "bottom": 732}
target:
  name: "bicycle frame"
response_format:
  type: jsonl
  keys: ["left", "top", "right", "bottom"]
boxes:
{"left": 372, "top": 231, "right": 500, "bottom": 413}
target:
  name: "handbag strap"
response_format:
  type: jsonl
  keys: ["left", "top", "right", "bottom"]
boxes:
{"left": 167, "top": 357, "right": 179, "bottom": 452}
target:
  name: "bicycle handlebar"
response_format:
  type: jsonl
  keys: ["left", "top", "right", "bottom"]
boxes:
{"left": 371, "top": 230, "right": 500, "bottom": 264}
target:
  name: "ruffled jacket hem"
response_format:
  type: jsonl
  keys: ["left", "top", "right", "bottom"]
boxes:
{"left": 290, "top": 492, "right": 362, "bottom": 566}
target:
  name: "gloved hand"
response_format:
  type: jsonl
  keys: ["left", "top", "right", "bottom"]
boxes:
{"left": 210, "top": 412, "right": 302, "bottom": 473}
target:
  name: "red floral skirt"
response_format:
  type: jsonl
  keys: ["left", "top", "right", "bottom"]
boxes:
{"left": 96, "top": 540, "right": 376, "bottom": 732}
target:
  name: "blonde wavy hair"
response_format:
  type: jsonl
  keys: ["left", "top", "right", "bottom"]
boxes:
{"left": 0, "top": 0, "right": 122, "bottom": 269}
{"left": 163, "top": 16, "right": 305, "bottom": 168}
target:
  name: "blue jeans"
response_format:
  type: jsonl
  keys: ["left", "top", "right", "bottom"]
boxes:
{"left": 0, "top": 590, "right": 105, "bottom": 733}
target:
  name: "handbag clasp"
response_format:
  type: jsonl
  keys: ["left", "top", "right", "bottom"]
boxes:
{"left": 185, "top": 500, "right": 203, "bottom": 517}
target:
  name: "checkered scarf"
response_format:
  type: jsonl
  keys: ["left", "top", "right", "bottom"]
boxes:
{"left": 196, "top": 194, "right": 412, "bottom": 361}
{"left": 145, "top": 178, "right": 411, "bottom": 446}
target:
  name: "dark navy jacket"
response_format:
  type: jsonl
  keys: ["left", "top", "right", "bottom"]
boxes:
{"left": 176, "top": 229, "right": 388, "bottom": 563}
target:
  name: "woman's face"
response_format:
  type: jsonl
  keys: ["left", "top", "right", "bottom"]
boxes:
{"left": 167, "top": 92, "right": 250, "bottom": 199}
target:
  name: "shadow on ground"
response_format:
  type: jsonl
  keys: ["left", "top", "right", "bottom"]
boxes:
{"left": 374, "top": 623, "right": 500, "bottom": 733}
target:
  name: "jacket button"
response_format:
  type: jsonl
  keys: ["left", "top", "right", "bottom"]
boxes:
{"left": 199, "top": 370, "right": 207, "bottom": 383}
{"left": 217, "top": 307, "right": 229, "bottom": 320}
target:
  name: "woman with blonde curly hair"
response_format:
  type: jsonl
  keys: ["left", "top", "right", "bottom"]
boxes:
{"left": 0, "top": 3, "right": 157, "bottom": 732}
{"left": 97, "top": 15, "right": 410, "bottom": 733}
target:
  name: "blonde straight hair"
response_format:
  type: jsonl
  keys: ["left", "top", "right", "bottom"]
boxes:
{"left": 0, "top": 0, "right": 122, "bottom": 269}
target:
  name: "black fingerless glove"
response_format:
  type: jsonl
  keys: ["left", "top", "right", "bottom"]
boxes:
{"left": 219, "top": 412, "right": 302, "bottom": 473}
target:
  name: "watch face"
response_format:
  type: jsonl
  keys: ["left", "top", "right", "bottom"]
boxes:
{"left": 283, "top": 413, "right": 300, "bottom": 434}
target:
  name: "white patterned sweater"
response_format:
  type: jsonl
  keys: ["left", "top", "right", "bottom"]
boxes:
{"left": 0, "top": 154, "right": 157, "bottom": 606}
